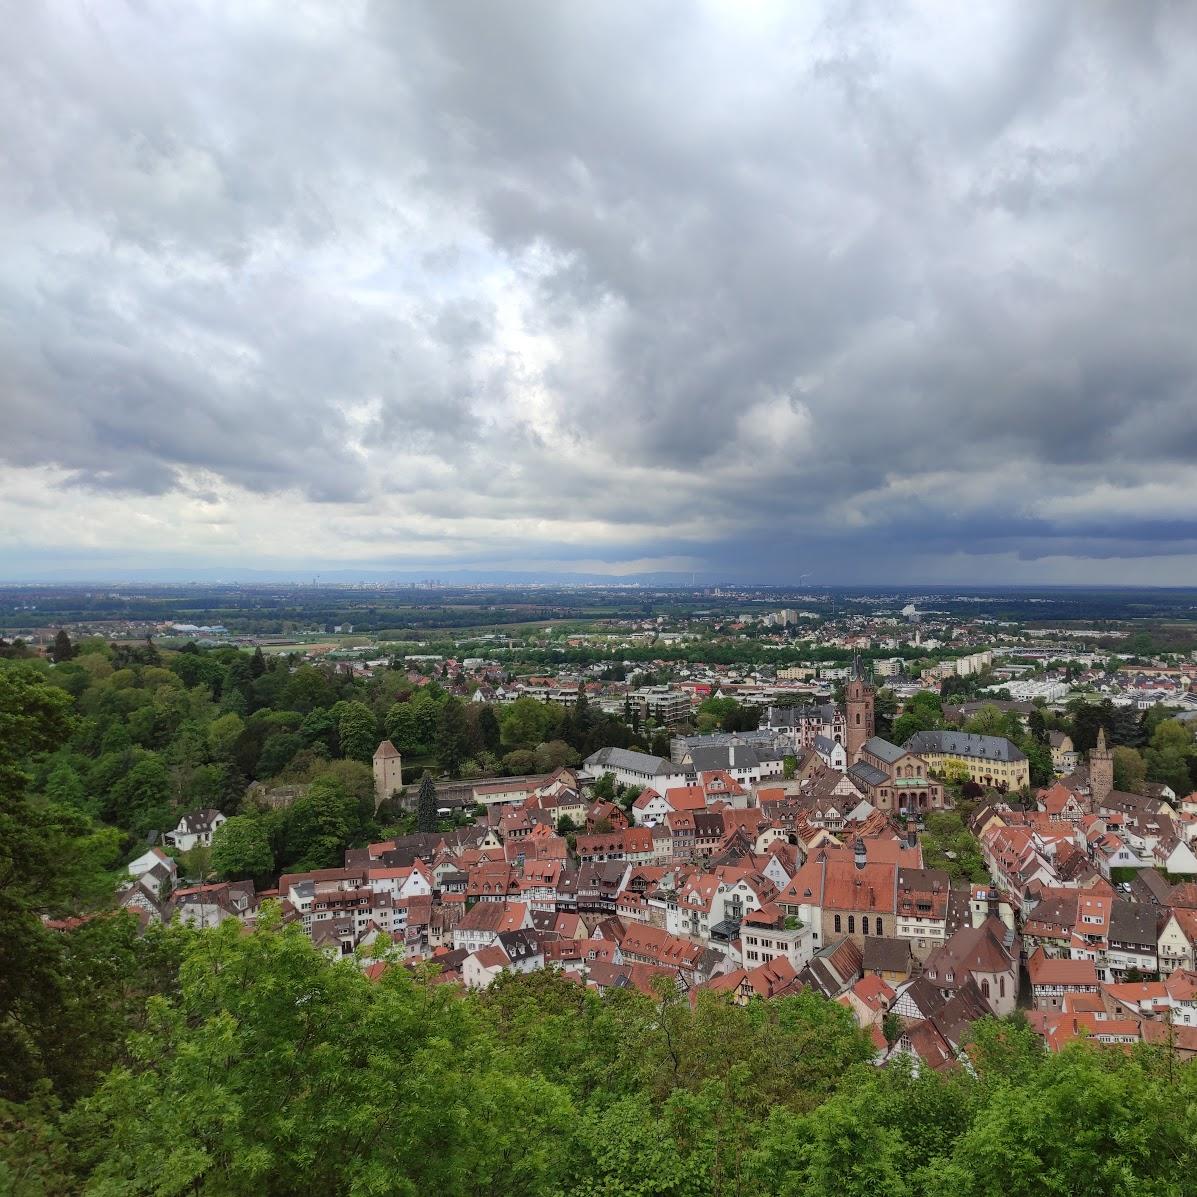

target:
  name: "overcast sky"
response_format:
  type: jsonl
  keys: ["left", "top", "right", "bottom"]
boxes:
{"left": 2, "top": 1, "right": 1197, "bottom": 584}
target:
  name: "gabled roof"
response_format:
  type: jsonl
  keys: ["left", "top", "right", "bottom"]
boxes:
{"left": 862, "top": 935, "right": 913, "bottom": 975}
{"left": 456, "top": 901, "right": 528, "bottom": 933}
{"left": 1026, "top": 946, "right": 1100, "bottom": 988}
{"left": 904, "top": 730, "right": 1027, "bottom": 763}
{"left": 1109, "top": 899, "right": 1159, "bottom": 948}
{"left": 847, "top": 761, "right": 889, "bottom": 788}
{"left": 585, "top": 747, "right": 683, "bottom": 776}
{"left": 861, "top": 737, "right": 907, "bottom": 765}
{"left": 472, "top": 945, "right": 510, "bottom": 970}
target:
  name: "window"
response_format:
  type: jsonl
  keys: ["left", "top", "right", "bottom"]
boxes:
{"left": 834, "top": 915, "right": 841, "bottom": 933}
{"left": 861, "top": 917, "right": 869, "bottom": 935}
{"left": 848, "top": 916, "right": 855, "bottom": 934}
{"left": 981, "top": 978, "right": 990, "bottom": 998}
{"left": 1000, "top": 976, "right": 1006, "bottom": 998}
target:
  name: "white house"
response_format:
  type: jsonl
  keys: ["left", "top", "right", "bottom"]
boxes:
{"left": 367, "top": 863, "right": 435, "bottom": 900}
{"left": 1156, "top": 837, "right": 1197, "bottom": 876}
{"left": 813, "top": 735, "right": 848, "bottom": 772}
{"left": 1158, "top": 910, "right": 1197, "bottom": 974}
{"left": 582, "top": 747, "right": 687, "bottom": 791}
{"left": 631, "top": 787, "right": 673, "bottom": 826}
{"left": 164, "top": 809, "right": 227, "bottom": 852}
{"left": 463, "top": 944, "right": 510, "bottom": 989}
{"left": 127, "top": 846, "right": 177, "bottom": 896}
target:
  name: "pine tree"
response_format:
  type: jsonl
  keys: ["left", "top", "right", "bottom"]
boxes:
{"left": 574, "top": 689, "right": 592, "bottom": 736}
{"left": 250, "top": 647, "right": 266, "bottom": 677}
{"left": 477, "top": 705, "right": 501, "bottom": 753}
{"left": 435, "top": 698, "right": 470, "bottom": 777}
{"left": 416, "top": 771, "right": 437, "bottom": 834}
{"left": 51, "top": 629, "right": 74, "bottom": 663}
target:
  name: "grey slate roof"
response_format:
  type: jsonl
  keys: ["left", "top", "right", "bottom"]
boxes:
{"left": 903, "top": 730, "right": 1027, "bottom": 763}
{"left": 862, "top": 737, "right": 907, "bottom": 765}
{"left": 763, "top": 703, "right": 838, "bottom": 728}
{"left": 679, "top": 730, "right": 778, "bottom": 751}
{"left": 1109, "top": 899, "right": 1159, "bottom": 949}
{"left": 689, "top": 744, "right": 781, "bottom": 773}
{"left": 848, "top": 761, "right": 889, "bottom": 789}
{"left": 862, "top": 935, "right": 913, "bottom": 975}
{"left": 584, "top": 747, "right": 684, "bottom": 776}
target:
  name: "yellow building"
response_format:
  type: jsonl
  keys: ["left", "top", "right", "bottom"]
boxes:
{"left": 903, "top": 730, "right": 1030, "bottom": 792}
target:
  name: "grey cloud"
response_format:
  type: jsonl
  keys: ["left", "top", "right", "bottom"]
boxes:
{"left": 2, "top": 1, "right": 1197, "bottom": 579}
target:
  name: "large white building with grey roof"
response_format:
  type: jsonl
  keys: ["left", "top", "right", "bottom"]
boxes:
{"left": 903, "top": 730, "right": 1029, "bottom": 792}
{"left": 583, "top": 747, "right": 687, "bottom": 790}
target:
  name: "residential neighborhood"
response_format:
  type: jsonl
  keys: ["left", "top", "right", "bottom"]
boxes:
{"left": 115, "top": 660, "right": 1197, "bottom": 1075}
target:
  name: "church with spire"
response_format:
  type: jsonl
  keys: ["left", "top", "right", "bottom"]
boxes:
{"left": 844, "top": 655, "right": 876, "bottom": 765}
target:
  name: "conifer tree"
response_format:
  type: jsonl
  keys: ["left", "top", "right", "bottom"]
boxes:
{"left": 416, "top": 771, "right": 437, "bottom": 834}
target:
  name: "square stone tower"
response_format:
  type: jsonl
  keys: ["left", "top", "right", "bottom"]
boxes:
{"left": 372, "top": 739, "right": 404, "bottom": 811}
{"left": 1089, "top": 726, "right": 1113, "bottom": 805}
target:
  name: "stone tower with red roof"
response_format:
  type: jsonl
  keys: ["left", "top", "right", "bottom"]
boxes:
{"left": 373, "top": 739, "right": 404, "bottom": 811}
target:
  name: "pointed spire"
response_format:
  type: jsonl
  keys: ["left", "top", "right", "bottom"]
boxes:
{"left": 1096, "top": 726, "right": 1108, "bottom": 754}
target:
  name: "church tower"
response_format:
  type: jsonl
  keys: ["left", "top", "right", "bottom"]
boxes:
{"left": 845, "top": 656, "right": 875, "bottom": 765}
{"left": 1089, "top": 726, "right": 1113, "bottom": 804}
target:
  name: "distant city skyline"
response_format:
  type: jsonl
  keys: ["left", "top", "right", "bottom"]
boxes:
{"left": 3, "top": 4, "right": 1197, "bottom": 584}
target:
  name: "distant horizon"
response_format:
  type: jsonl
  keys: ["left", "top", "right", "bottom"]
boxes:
{"left": 4, "top": 567, "right": 1197, "bottom": 594}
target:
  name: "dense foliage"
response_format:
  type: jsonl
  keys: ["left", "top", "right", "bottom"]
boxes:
{"left": 0, "top": 636, "right": 656, "bottom": 894}
{"left": 5, "top": 918, "right": 1197, "bottom": 1195}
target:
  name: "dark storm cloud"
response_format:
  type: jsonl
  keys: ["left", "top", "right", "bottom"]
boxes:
{"left": 2, "top": 1, "right": 1197, "bottom": 579}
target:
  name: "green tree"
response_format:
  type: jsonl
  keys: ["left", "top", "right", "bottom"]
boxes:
{"left": 385, "top": 701, "right": 420, "bottom": 754}
{"left": 435, "top": 698, "right": 470, "bottom": 777}
{"left": 502, "top": 749, "right": 537, "bottom": 775}
{"left": 44, "top": 761, "right": 88, "bottom": 811}
{"left": 1112, "top": 745, "right": 1147, "bottom": 794}
{"left": 1020, "top": 736, "right": 1053, "bottom": 788}
{"left": 1143, "top": 718, "right": 1195, "bottom": 796}
{"left": 892, "top": 690, "right": 943, "bottom": 745}
{"left": 964, "top": 705, "right": 1017, "bottom": 738}
{"left": 591, "top": 772, "right": 616, "bottom": 800}
{"left": 207, "top": 712, "right": 245, "bottom": 761}
{"left": 0, "top": 667, "right": 126, "bottom": 1099}
{"left": 211, "top": 815, "right": 276, "bottom": 885}
{"left": 476, "top": 704, "right": 502, "bottom": 753}
{"left": 408, "top": 688, "right": 444, "bottom": 749}
{"left": 500, "top": 696, "right": 554, "bottom": 747}
{"left": 105, "top": 754, "right": 172, "bottom": 837}
{"left": 283, "top": 777, "right": 361, "bottom": 870}
{"left": 533, "top": 739, "right": 581, "bottom": 774}
{"left": 50, "top": 629, "right": 75, "bottom": 664}
{"left": 256, "top": 732, "right": 303, "bottom": 779}
{"left": 336, "top": 700, "right": 377, "bottom": 764}
{"left": 299, "top": 707, "right": 338, "bottom": 754}
{"left": 416, "top": 772, "right": 438, "bottom": 835}
{"left": 68, "top": 915, "right": 576, "bottom": 1196}
{"left": 874, "top": 687, "right": 899, "bottom": 739}
{"left": 1028, "top": 708, "right": 1048, "bottom": 745}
